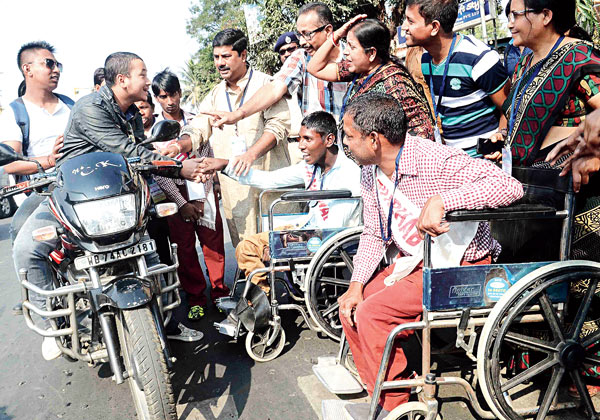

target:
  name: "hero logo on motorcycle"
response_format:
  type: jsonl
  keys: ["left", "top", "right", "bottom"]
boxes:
{"left": 74, "top": 240, "right": 156, "bottom": 270}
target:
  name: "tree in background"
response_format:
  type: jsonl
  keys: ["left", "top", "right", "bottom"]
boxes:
{"left": 577, "top": 0, "right": 600, "bottom": 45}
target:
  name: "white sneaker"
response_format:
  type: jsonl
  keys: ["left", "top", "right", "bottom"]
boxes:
{"left": 42, "top": 336, "right": 61, "bottom": 360}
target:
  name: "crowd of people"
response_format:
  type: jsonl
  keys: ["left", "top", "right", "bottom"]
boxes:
{"left": 1, "top": 0, "right": 599, "bottom": 417}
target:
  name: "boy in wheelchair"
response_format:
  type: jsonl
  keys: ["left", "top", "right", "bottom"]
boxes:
{"left": 199, "top": 111, "right": 361, "bottom": 293}
{"left": 337, "top": 93, "right": 524, "bottom": 419}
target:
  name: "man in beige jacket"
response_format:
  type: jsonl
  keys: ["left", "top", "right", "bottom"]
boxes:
{"left": 170, "top": 29, "right": 290, "bottom": 247}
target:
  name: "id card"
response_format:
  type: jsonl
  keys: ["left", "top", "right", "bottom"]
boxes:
{"left": 148, "top": 180, "right": 167, "bottom": 203}
{"left": 502, "top": 146, "right": 512, "bottom": 175}
{"left": 433, "top": 127, "right": 443, "bottom": 144}
{"left": 231, "top": 135, "right": 247, "bottom": 157}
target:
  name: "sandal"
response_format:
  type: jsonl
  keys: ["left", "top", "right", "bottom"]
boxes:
{"left": 167, "top": 323, "right": 203, "bottom": 342}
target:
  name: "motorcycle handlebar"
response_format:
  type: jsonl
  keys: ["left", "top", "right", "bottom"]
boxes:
{"left": 0, "top": 176, "right": 55, "bottom": 198}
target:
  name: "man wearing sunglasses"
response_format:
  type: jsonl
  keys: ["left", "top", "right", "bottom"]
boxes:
{"left": 193, "top": 2, "right": 348, "bottom": 139}
{"left": 0, "top": 41, "right": 74, "bottom": 244}
{"left": 274, "top": 32, "right": 300, "bottom": 65}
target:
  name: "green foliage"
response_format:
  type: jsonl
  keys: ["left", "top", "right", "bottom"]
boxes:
{"left": 577, "top": 0, "right": 600, "bottom": 45}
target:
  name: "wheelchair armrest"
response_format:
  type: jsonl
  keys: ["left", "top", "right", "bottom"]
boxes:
{"left": 446, "top": 203, "right": 559, "bottom": 222}
{"left": 280, "top": 189, "right": 353, "bottom": 201}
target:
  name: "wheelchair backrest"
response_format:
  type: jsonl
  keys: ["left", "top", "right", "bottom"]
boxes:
{"left": 492, "top": 166, "right": 574, "bottom": 263}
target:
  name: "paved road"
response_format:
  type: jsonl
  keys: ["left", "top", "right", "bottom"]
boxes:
{"left": 0, "top": 215, "right": 594, "bottom": 420}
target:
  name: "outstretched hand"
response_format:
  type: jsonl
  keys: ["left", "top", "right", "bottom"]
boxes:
{"left": 201, "top": 110, "right": 243, "bottom": 129}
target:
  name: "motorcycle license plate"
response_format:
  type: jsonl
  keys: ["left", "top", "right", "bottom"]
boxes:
{"left": 74, "top": 240, "right": 156, "bottom": 270}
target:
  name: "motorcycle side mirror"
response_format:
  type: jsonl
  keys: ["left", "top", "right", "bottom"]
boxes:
{"left": 0, "top": 143, "right": 25, "bottom": 166}
{"left": 138, "top": 120, "right": 181, "bottom": 146}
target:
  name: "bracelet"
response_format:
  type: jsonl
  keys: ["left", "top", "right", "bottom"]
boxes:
{"left": 330, "top": 33, "right": 338, "bottom": 47}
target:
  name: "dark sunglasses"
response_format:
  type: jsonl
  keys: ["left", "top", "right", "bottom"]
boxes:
{"left": 278, "top": 45, "right": 298, "bottom": 56}
{"left": 28, "top": 58, "right": 63, "bottom": 71}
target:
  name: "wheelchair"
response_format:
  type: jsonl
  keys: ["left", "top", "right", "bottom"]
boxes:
{"left": 315, "top": 167, "right": 600, "bottom": 420}
{"left": 214, "top": 188, "right": 363, "bottom": 362}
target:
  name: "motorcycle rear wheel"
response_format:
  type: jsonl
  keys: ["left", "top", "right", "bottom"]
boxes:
{"left": 116, "top": 307, "right": 177, "bottom": 420}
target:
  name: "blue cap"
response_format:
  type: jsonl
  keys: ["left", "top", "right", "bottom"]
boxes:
{"left": 274, "top": 32, "right": 299, "bottom": 53}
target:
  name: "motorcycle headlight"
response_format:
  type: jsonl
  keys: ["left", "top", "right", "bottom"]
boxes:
{"left": 74, "top": 194, "right": 137, "bottom": 236}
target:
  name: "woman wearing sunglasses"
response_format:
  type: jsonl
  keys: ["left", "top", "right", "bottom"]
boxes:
{"left": 307, "top": 16, "right": 434, "bottom": 142}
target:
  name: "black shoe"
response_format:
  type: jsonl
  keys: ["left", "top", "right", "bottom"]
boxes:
{"left": 12, "top": 303, "right": 23, "bottom": 316}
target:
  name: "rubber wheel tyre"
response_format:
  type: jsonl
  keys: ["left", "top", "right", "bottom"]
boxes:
{"left": 383, "top": 402, "right": 440, "bottom": 420}
{"left": 0, "top": 196, "right": 16, "bottom": 219}
{"left": 305, "top": 228, "right": 362, "bottom": 340}
{"left": 477, "top": 261, "right": 600, "bottom": 420}
{"left": 116, "top": 307, "right": 177, "bottom": 420}
{"left": 245, "top": 326, "right": 286, "bottom": 362}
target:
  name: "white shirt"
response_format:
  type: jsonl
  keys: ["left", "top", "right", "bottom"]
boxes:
{"left": 223, "top": 150, "right": 361, "bottom": 229}
{"left": 0, "top": 97, "right": 71, "bottom": 157}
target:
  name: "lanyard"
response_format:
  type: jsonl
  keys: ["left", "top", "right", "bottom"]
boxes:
{"left": 374, "top": 147, "right": 403, "bottom": 242}
{"left": 508, "top": 36, "right": 564, "bottom": 139}
{"left": 225, "top": 69, "right": 254, "bottom": 113}
{"left": 308, "top": 165, "right": 327, "bottom": 208}
{"left": 428, "top": 34, "right": 458, "bottom": 121}
{"left": 339, "top": 64, "right": 385, "bottom": 120}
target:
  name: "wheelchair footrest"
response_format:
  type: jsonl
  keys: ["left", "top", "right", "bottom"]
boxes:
{"left": 214, "top": 317, "right": 238, "bottom": 337}
{"left": 313, "top": 356, "right": 364, "bottom": 394}
{"left": 215, "top": 296, "right": 238, "bottom": 315}
{"left": 321, "top": 400, "right": 351, "bottom": 420}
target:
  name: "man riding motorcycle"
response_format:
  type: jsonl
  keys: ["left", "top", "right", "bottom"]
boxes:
{"left": 12, "top": 51, "right": 204, "bottom": 360}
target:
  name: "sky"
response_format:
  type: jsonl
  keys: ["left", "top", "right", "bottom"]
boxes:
{"left": 0, "top": 0, "right": 199, "bottom": 107}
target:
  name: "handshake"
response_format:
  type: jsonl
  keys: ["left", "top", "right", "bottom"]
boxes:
{"left": 177, "top": 157, "right": 230, "bottom": 184}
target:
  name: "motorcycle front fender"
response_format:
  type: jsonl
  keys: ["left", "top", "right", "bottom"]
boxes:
{"left": 91, "top": 277, "right": 152, "bottom": 310}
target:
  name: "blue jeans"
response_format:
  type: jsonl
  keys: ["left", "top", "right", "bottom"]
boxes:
{"left": 13, "top": 198, "right": 160, "bottom": 322}
{"left": 10, "top": 193, "right": 45, "bottom": 244}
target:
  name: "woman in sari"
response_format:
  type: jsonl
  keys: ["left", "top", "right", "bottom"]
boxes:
{"left": 306, "top": 17, "right": 435, "bottom": 141}
{"left": 502, "top": 0, "right": 600, "bottom": 397}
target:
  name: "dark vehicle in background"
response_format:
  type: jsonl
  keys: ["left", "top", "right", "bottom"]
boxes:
{"left": 0, "top": 171, "right": 18, "bottom": 218}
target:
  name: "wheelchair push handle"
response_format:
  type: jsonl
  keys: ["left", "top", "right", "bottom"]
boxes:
{"left": 280, "top": 189, "right": 353, "bottom": 201}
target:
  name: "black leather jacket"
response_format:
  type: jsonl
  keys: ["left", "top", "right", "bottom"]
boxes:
{"left": 58, "top": 85, "right": 180, "bottom": 176}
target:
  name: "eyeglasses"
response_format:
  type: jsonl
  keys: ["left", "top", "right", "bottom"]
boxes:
{"left": 278, "top": 45, "right": 298, "bottom": 56}
{"left": 296, "top": 25, "right": 327, "bottom": 41}
{"left": 508, "top": 9, "right": 537, "bottom": 23}
{"left": 27, "top": 58, "right": 63, "bottom": 72}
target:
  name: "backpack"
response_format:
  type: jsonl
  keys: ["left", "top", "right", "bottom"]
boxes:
{"left": 9, "top": 93, "right": 75, "bottom": 157}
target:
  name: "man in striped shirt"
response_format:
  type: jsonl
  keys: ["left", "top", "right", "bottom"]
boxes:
{"left": 402, "top": 0, "right": 510, "bottom": 154}
{"left": 337, "top": 93, "right": 522, "bottom": 418}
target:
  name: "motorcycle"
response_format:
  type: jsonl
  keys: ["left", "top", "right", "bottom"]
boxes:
{"left": 0, "top": 120, "right": 185, "bottom": 420}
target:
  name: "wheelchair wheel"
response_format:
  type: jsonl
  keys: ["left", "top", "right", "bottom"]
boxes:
{"left": 383, "top": 402, "right": 440, "bottom": 420}
{"left": 477, "top": 261, "right": 600, "bottom": 420}
{"left": 304, "top": 227, "right": 363, "bottom": 340}
{"left": 245, "top": 326, "right": 286, "bottom": 363}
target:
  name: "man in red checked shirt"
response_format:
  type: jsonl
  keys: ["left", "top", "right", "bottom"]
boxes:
{"left": 337, "top": 92, "right": 523, "bottom": 420}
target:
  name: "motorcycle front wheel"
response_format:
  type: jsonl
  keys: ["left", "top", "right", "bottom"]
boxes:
{"left": 116, "top": 307, "right": 177, "bottom": 420}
